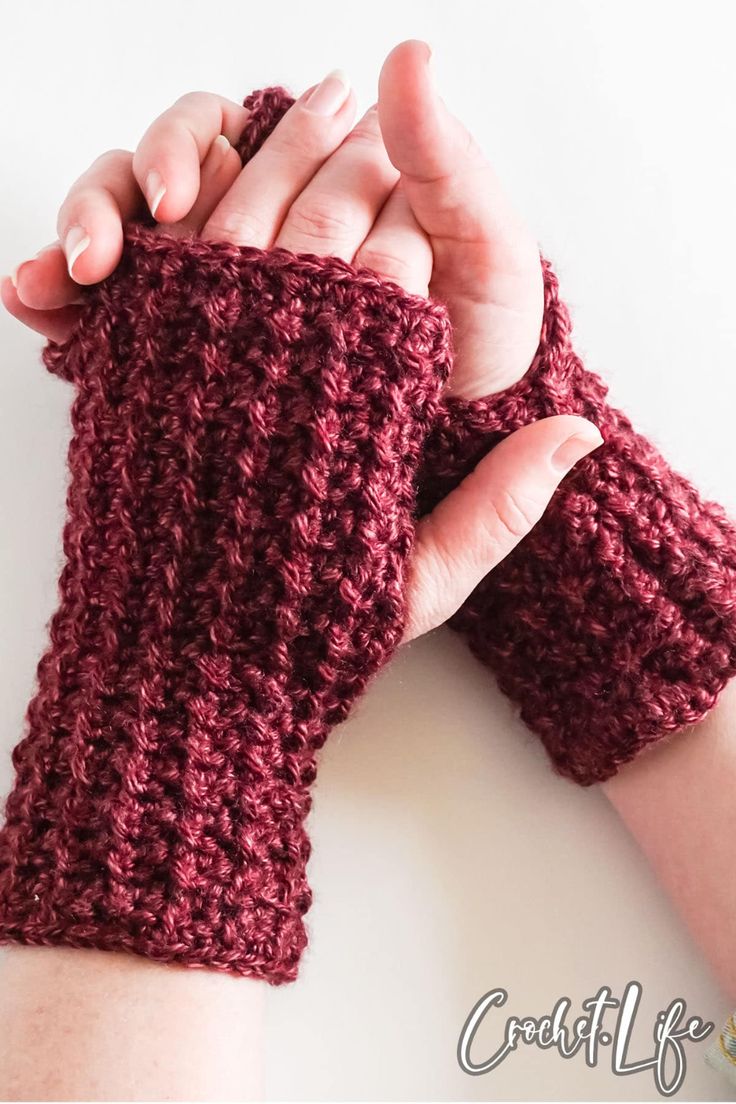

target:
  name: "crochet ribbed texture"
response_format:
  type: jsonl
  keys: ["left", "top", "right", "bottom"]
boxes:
{"left": 2, "top": 87, "right": 736, "bottom": 982}
{"left": 0, "top": 223, "right": 451, "bottom": 980}
{"left": 424, "top": 264, "right": 736, "bottom": 783}
{"left": 239, "top": 88, "right": 736, "bottom": 785}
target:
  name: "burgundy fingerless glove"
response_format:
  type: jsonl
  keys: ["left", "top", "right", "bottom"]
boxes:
{"left": 239, "top": 86, "right": 736, "bottom": 786}
{"left": 3, "top": 86, "right": 735, "bottom": 986}
{"left": 0, "top": 225, "right": 450, "bottom": 980}
{"left": 421, "top": 262, "right": 736, "bottom": 783}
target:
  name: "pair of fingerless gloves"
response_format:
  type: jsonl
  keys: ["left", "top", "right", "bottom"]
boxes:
{"left": 1, "top": 88, "right": 734, "bottom": 983}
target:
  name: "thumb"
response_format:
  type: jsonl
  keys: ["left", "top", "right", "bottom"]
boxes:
{"left": 378, "top": 39, "right": 524, "bottom": 254}
{"left": 403, "top": 416, "right": 604, "bottom": 642}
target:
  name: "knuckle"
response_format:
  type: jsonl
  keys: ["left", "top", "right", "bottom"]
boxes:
{"left": 487, "top": 486, "right": 541, "bottom": 544}
{"left": 459, "top": 126, "right": 487, "bottom": 169}
{"left": 92, "top": 148, "right": 132, "bottom": 171}
{"left": 409, "top": 522, "right": 461, "bottom": 632}
{"left": 405, "top": 572, "right": 448, "bottom": 641}
{"left": 355, "top": 246, "right": 413, "bottom": 285}
{"left": 345, "top": 113, "right": 382, "bottom": 148}
{"left": 266, "top": 127, "right": 325, "bottom": 166}
{"left": 62, "top": 148, "right": 134, "bottom": 223}
{"left": 174, "top": 90, "right": 214, "bottom": 110}
{"left": 205, "top": 208, "right": 269, "bottom": 246}
{"left": 57, "top": 184, "right": 98, "bottom": 230}
{"left": 286, "top": 198, "right": 354, "bottom": 244}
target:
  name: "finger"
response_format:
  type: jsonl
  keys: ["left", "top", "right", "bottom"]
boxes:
{"left": 354, "top": 181, "right": 432, "bottom": 296}
{"left": 378, "top": 40, "right": 529, "bottom": 262}
{"left": 12, "top": 243, "right": 76, "bottom": 311}
{"left": 54, "top": 149, "right": 141, "bottom": 287}
{"left": 274, "top": 105, "right": 398, "bottom": 261}
{"left": 132, "top": 91, "right": 249, "bottom": 224}
{"left": 177, "top": 134, "right": 243, "bottom": 233}
{"left": 12, "top": 149, "right": 139, "bottom": 307}
{"left": 2, "top": 276, "right": 81, "bottom": 343}
{"left": 203, "top": 70, "right": 357, "bottom": 248}
{"left": 379, "top": 39, "right": 543, "bottom": 400}
{"left": 403, "top": 416, "right": 604, "bottom": 642}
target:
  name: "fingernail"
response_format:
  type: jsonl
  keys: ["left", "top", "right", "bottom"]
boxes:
{"left": 64, "top": 226, "right": 91, "bottom": 279}
{"left": 10, "top": 263, "right": 24, "bottom": 289}
{"left": 551, "top": 428, "right": 603, "bottom": 472}
{"left": 213, "top": 134, "right": 231, "bottom": 157}
{"left": 304, "top": 69, "right": 350, "bottom": 116}
{"left": 144, "top": 169, "right": 166, "bottom": 218}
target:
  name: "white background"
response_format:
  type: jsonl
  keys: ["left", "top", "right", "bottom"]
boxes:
{"left": 1, "top": 1, "right": 736, "bottom": 1099}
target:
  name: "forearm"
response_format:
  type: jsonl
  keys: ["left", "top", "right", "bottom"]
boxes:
{"left": 0, "top": 947, "right": 264, "bottom": 1101}
{"left": 603, "top": 679, "right": 736, "bottom": 999}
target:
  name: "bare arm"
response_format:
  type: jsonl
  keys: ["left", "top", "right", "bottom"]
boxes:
{"left": 0, "top": 948, "right": 264, "bottom": 1102}
{"left": 604, "top": 679, "right": 736, "bottom": 1000}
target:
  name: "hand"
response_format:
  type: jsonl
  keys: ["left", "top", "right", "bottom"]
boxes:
{"left": 1, "top": 51, "right": 602, "bottom": 642}
{"left": 379, "top": 40, "right": 545, "bottom": 400}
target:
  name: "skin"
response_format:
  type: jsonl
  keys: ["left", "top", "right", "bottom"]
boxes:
{"left": 0, "top": 38, "right": 732, "bottom": 1101}
{"left": 603, "top": 680, "right": 736, "bottom": 1001}
{"left": 2, "top": 48, "right": 602, "bottom": 642}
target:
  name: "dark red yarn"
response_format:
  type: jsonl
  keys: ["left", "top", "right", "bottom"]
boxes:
{"left": 0, "top": 225, "right": 451, "bottom": 980}
{"left": 2, "top": 87, "right": 736, "bottom": 985}
{"left": 234, "top": 88, "right": 736, "bottom": 785}
{"left": 424, "top": 266, "right": 736, "bottom": 783}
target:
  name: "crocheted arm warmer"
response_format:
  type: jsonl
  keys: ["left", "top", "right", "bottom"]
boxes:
{"left": 0, "top": 224, "right": 450, "bottom": 980}
{"left": 421, "top": 261, "right": 736, "bottom": 784}
{"left": 238, "top": 87, "right": 736, "bottom": 786}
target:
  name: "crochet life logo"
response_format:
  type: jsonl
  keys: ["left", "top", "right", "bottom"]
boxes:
{"left": 457, "top": 981, "right": 713, "bottom": 1097}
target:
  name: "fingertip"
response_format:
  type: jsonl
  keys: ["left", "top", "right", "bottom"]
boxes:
{"left": 219, "top": 142, "right": 244, "bottom": 182}
{"left": 549, "top": 419, "right": 604, "bottom": 474}
{"left": 132, "top": 149, "right": 200, "bottom": 225}
{"left": 0, "top": 276, "right": 80, "bottom": 341}
{"left": 405, "top": 414, "right": 604, "bottom": 639}
{"left": 133, "top": 90, "right": 251, "bottom": 221}
{"left": 177, "top": 135, "right": 244, "bottom": 234}
{"left": 57, "top": 185, "right": 129, "bottom": 286}
{"left": 488, "top": 415, "right": 603, "bottom": 482}
{"left": 542, "top": 413, "right": 602, "bottom": 441}
{"left": 144, "top": 169, "right": 167, "bottom": 219}
{"left": 62, "top": 225, "right": 123, "bottom": 287}
{"left": 380, "top": 38, "right": 431, "bottom": 80}
{"left": 378, "top": 38, "right": 448, "bottom": 180}
{"left": 1, "top": 274, "right": 19, "bottom": 314}
{"left": 10, "top": 246, "right": 84, "bottom": 310}
{"left": 293, "top": 78, "right": 358, "bottom": 131}
{"left": 539, "top": 414, "right": 604, "bottom": 459}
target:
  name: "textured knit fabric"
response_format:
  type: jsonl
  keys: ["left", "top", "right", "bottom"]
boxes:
{"left": 0, "top": 224, "right": 451, "bottom": 980}
{"left": 424, "top": 266, "right": 736, "bottom": 783}
{"left": 240, "top": 86, "right": 736, "bottom": 785}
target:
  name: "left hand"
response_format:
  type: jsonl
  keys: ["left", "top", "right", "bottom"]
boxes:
{"left": 1, "top": 46, "right": 601, "bottom": 643}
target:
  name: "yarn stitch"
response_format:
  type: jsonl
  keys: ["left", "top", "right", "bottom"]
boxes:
{"left": 0, "top": 225, "right": 451, "bottom": 980}
{"left": 424, "top": 266, "right": 736, "bottom": 783}
{"left": 2, "top": 87, "right": 736, "bottom": 981}
{"left": 236, "top": 87, "right": 736, "bottom": 785}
